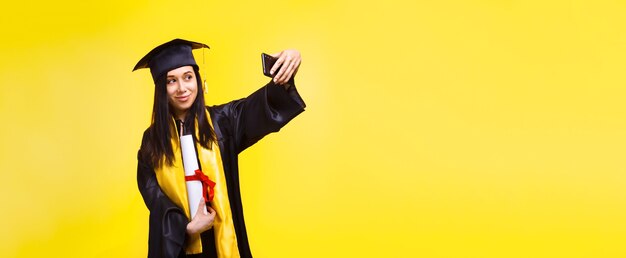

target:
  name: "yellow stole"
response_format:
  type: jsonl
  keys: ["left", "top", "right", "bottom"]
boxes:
{"left": 154, "top": 110, "right": 240, "bottom": 257}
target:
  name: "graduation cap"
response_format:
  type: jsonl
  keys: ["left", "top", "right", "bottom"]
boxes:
{"left": 133, "top": 38, "right": 209, "bottom": 83}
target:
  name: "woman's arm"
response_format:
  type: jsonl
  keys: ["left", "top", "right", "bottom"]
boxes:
{"left": 223, "top": 79, "right": 305, "bottom": 153}
{"left": 137, "top": 148, "right": 188, "bottom": 257}
{"left": 138, "top": 131, "right": 216, "bottom": 240}
{"left": 210, "top": 49, "right": 306, "bottom": 154}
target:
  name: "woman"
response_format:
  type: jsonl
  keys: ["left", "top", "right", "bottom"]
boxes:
{"left": 133, "top": 39, "right": 305, "bottom": 258}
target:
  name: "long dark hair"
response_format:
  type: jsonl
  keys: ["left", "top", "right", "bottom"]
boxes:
{"left": 143, "top": 66, "right": 216, "bottom": 168}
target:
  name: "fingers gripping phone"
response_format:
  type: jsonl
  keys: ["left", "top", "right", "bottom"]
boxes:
{"left": 262, "top": 53, "right": 280, "bottom": 77}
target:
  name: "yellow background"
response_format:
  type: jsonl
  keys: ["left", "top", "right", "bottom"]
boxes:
{"left": 1, "top": 0, "right": 625, "bottom": 257}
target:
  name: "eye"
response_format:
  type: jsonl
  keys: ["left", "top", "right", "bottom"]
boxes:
{"left": 185, "top": 74, "right": 193, "bottom": 80}
{"left": 167, "top": 79, "right": 176, "bottom": 84}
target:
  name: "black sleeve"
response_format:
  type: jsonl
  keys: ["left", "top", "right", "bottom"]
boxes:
{"left": 137, "top": 131, "right": 188, "bottom": 258}
{"left": 220, "top": 79, "right": 306, "bottom": 153}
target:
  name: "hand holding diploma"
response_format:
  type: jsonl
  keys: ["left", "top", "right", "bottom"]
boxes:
{"left": 180, "top": 133, "right": 217, "bottom": 235}
{"left": 181, "top": 134, "right": 209, "bottom": 218}
{"left": 186, "top": 198, "right": 216, "bottom": 234}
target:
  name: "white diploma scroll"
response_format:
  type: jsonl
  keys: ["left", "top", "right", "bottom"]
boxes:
{"left": 180, "top": 134, "right": 206, "bottom": 219}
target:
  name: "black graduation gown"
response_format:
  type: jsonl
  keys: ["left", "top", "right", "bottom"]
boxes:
{"left": 137, "top": 80, "right": 306, "bottom": 258}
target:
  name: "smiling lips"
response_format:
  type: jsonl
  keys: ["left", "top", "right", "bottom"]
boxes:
{"left": 176, "top": 94, "right": 191, "bottom": 102}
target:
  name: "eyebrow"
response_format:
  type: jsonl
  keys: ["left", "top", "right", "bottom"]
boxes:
{"left": 167, "top": 71, "right": 193, "bottom": 77}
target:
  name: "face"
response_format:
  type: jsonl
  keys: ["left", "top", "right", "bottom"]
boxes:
{"left": 166, "top": 66, "right": 198, "bottom": 119}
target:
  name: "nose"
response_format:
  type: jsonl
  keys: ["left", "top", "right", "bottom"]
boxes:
{"left": 176, "top": 80, "right": 186, "bottom": 93}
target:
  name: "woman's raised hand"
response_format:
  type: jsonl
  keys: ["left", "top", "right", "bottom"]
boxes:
{"left": 186, "top": 198, "right": 216, "bottom": 235}
{"left": 270, "top": 49, "right": 301, "bottom": 85}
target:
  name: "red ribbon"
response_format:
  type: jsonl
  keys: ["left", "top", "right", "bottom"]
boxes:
{"left": 185, "top": 169, "right": 216, "bottom": 202}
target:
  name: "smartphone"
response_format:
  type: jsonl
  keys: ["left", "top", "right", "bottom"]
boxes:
{"left": 262, "top": 53, "right": 280, "bottom": 77}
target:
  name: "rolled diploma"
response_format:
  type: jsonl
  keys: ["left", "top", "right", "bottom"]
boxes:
{"left": 180, "top": 134, "right": 206, "bottom": 219}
